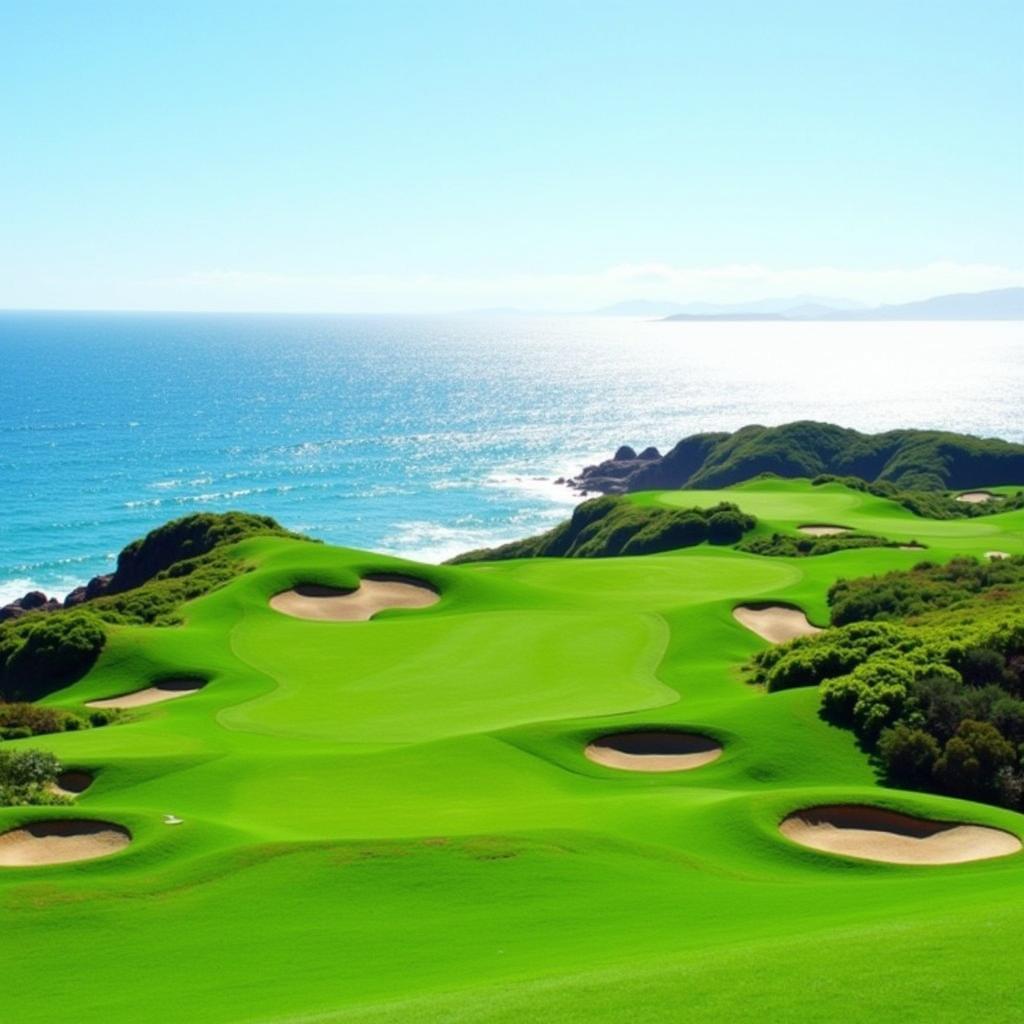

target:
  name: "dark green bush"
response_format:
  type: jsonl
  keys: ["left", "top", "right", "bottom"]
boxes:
{"left": 0, "top": 614, "right": 105, "bottom": 702}
{"left": 878, "top": 725, "right": 941, "bottom": 788}
{"left": 449, "top": 498, "right": 756, "bottom": 562}
{"left": 829, "top": 555, "right": 1024, "bottom": 626}
{"left": 707, "top": 509, "right": 753, "bottom": 544}
{"left": 0, "top": 748, "right": 63, "bottom": 806}
{"left": 0, "top": 702, "right": 88, "bottom": 736}
{"left": 739, "top": 532, "right": 898, "bottom": 558}
{"left": 110, "top": 511, "right": 303, "bottom": 592}
{"left": 933, "top": 720, "right": 1016, "bottom": 801}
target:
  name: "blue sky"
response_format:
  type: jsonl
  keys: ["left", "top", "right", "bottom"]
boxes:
{"left": 1, "top": 1, "right": 1021, "bottom": 311}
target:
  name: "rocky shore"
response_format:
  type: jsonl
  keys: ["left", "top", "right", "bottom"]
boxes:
{"left": 558, "top": 444, "right": 664, "bottom": 494}
{"left": 0, "top": 574, "right": 113, "bottom": 623}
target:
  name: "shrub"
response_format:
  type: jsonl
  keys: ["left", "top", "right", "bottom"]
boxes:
{"left": 0, "top": 702, "right": 87, "bottom": 736}
{"left": 828, "top": 555, "right": 1024, "bottom": 626}
{"left": 0, "top": 614, "right": 105, "bottom": 701}
{"left": 0, "top": 748, "right": 63, "bottom": 806}
{"left": 110, "top": 511, "right": 300, "bottom": 592}
{"left": 878, "top": 724, "right": 941, "bottom": 789}
{"left": 450, "top": 498, "right": 757, "bottom": 562}
{"left": 955, "top": 645, "right": 1008, "bottom": 687}
{"left": 933, "top": 720, "right": 1016, "bottom": 801}
{"left": 911, "top": 673, "right": 967, "bottom": 743}
{"left": 707, "top": 509, "right": 755, "bottom": 545}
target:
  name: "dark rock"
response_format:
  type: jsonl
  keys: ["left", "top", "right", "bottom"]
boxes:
{"left": 64, "top": 586, "right": 88, "bottom": 608}
{"left": 42, "top": 599, "right": 62, "bottom": 613}
{"left": 614, "top": 445, "right": 637, "bottom": 461}
{"left": 638, "top": 447, "right": 661, "bottom": 461}
{"left": 20, "top": 591, "right": 48, "bottom": 610}
{"left": 84, "top": 574, "right": 113, "bottom": 600}
{"left": 0, "top": 605, "right": 26, "bottom": 622}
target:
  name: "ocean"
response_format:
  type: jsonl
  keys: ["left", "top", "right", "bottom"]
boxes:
{"left": 2, "top": 311, "right": 1023, "bottom": 603}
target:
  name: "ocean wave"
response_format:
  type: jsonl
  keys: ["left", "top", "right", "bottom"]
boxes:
{"left": 378, "top": 520, "right": 511, "bottom": 564}
{"left": 0, "top": 574, "right": 84, "bottom": 605}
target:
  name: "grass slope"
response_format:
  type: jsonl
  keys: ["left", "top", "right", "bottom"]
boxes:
{"left": 3, "top": 478, "right": 1024, "bottom": 1023}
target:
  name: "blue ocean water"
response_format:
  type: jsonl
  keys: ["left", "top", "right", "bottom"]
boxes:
{"left": 2, "top": 311, "right": 1023, "bottom": 602}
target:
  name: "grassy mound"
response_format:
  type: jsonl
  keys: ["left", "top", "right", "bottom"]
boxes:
{"left": 0, "top": 512, "right": 309, "bottom": 700}
{"left": 448, "top": 496, "right": 755, "bottom": 562}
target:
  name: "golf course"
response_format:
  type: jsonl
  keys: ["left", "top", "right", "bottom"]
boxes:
{"left": 4, "top": 477, "right": 1024, "bottom": 1023}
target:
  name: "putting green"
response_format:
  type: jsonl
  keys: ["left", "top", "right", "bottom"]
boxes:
{"left": 4, "top": 478, "right": 1024, "bottom": 1023}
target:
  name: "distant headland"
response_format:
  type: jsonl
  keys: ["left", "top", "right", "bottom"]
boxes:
{"left": 560, "top": 421, "right": 1024, "bottom": 494}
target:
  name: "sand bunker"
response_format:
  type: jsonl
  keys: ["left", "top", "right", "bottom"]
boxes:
{"left": 85, "top": 678, "right": 205, "bottom": 710}
{"left": 899, "top": 543, "right": 926, "bottom": 551}
{"left": 798, "top": 524, "right": 852, "bottom": 537}
{"left": 270, "top": 575, "right": 440, "bottom": 622}
{"left": 584, "top": 730, "right": 722, "bottom": 772}
{"left": 780, "top": 805, "right": 1021, "bottom": 865}
{"left": 0, "top": 820, "right": 130, "bottom": 866}
{"left": 956, "top": 491, "right": 997, "bottom": 504}
{"left": 733, "top": 604, "right": 821, "bottom": 644}
{"left": 51, "top": 771, "right": 93, "bottom": 797}
{"left": 986, "top": 551, "right": 1011, "bottom": 560}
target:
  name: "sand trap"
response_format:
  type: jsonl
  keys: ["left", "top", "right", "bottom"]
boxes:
{"left": 986, "top": 551, "right": 1011, "bottom": 560}
{"left": 584, "top": 730, "right": 722, "bottom": 772}
{"left": 733, "top": 604, "right": 821, "bottom": 644}
{"left": 780, "top": 805, "right": 1021, "bottom": 865}
{"left": 50, "top": 771, "right": 93, "bottom": 798}
{"left": 956, "top": 491, "right": 998, "bottom": 504}
{"left": 899, "top": 543, "right": 926, "bottom": 551}
{"left": 270, "top": 575, "right": 440, "bottom": 622}
{"left": 85, "top": 678, "right": 205, "bottom": 709}
{"left": 798, "top": 524, "right": 852, "bottom": 537}
{"left": 0, "top": 820, "right": 130, "bottom": 866}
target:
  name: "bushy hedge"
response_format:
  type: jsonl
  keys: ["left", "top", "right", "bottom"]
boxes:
{"left": 0, "top": 701, "right": 105, "bottom": 740}
{"left": 748, "top": 611, "right": 1024, "bottom": 808}
{"left": 828, "top": 555, "right": 1024, "bottom": 625}
{"left": 738, "top": 532, "right": 899, "bottom": 558}
{"left": 0, "top": 748, "right": 64, "bottom": 806}
{"left": 0, "top": 614, "right": 106, "bottom": 702}
{"left": 448, "top": 497, "right": 756, "bottom": 563}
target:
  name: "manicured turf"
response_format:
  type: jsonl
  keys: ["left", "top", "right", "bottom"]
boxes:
{"left": 5, "top": 478, "right": 1024, "bottom": 1022}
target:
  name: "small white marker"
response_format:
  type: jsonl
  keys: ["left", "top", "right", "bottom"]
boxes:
{"left": 164, "top": 814, "right": 183, "bottom": 825}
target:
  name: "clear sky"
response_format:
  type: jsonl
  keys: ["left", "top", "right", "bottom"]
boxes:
{"left": 1, "top": 1, "right": 1021, "bottom": 312}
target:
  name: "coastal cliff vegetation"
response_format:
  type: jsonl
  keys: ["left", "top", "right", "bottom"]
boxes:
{"left": 447, "top": 495, "right": 756, "bottom": 563}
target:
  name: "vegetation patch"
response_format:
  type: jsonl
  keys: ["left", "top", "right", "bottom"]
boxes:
{"left": 739, "top": 531, "right": 900, "bottom": 558}
{"left": 828, "top": 555, "right": 1024, "bottom": 625}
{"left": 812, "top": 473, "right": 1024, "bottom": 519}
{"left": 749, "top": 557, "right": 1024, "bottom": 810}
{"left": 0, "top": 614, "right": 106, "bottom": 702}
{"left": 0, "top": 512, "right": 310, "bottom": 700}
{"left": 448, "top": 496, "right": 755, "bottom": 562}
{"left": 571, "top": 420, "right": 1024, "bottom": 493}
{"left": 0, "top": 701, "right": 112, "bottom": 740}
{"left": 0, "top": 748, "right": 66, "bottom": 806}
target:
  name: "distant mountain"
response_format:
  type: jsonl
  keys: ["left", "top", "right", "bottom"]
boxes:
{"left": 592, "top": 300, "right": 690, "bottom": 316}
{"left": 662, "top": 312, "right": 789, "bottom": 322}
{"left": 825, "top": 287, "right": 1024, "bottom": 321}
{"left": 660, "top": 287, "right": 1024, "bottom": 323}
{"left": 596, "top": 295, "right": 859, "bottom": 317}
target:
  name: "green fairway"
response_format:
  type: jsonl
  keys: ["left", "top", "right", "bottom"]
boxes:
{"left": 5, "top": 478, "right": 1024, "bottom": 1023}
